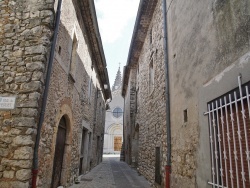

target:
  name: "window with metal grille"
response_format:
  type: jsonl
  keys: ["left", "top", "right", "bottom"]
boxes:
{"left": 204, "top": 76, "right": 250, "bottom": 188}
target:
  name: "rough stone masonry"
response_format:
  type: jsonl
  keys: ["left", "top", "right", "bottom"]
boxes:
{"left": 0, "top": 0, "right": 55, "bottom": 187}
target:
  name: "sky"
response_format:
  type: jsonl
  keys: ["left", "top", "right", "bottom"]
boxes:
{"left": 94, "top": 0, "right": 140, "bottom": 87}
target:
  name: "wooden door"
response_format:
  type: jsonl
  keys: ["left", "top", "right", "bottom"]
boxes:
{"left": 51, "top": 117, "right": 66, "bottom": 188}
{"left": 155, "top": 147, "right": 161, "bottom": 184}
{"left": 114, "top": 136, "right": 122, "bottom": 151}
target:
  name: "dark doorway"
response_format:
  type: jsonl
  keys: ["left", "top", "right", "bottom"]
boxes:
{"left": 155, "top": 147, "right": 161, "bottom": 185}
{"left": 79, "top": 129, "right": 87, "bottom": 175}
{"left": 51, "top": 116, "right": 67, "bottom": 188}
{"left": 97, "top": 136, "right": 100, "bottom": 163}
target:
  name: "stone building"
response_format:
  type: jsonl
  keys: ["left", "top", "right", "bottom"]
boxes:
{"left": 0, "top": 0, "right": 111, "bottom": 188}
{"left": 103, "top": 67, "right": 123, "bottom": 154}
{"left": 122, "top": 0, "right": 250, "bottom": 188}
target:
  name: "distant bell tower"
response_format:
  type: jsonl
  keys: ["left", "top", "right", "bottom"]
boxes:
{"left": 112, "top": 64, "right": 122, "bottom": 92}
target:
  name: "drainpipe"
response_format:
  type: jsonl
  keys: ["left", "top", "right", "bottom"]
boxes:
{"left": 162, "top": 0, "right": 171, "bottom": 188}
{"left": 32, "top": 0, "right": 63, "bottom": 187}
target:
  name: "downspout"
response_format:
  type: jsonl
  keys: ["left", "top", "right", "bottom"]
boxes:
{"left": 162, "top": 0, "right": 171, "bottom": 188}
{"left": 32, "top": 0, "right": 63, "bottom": 187}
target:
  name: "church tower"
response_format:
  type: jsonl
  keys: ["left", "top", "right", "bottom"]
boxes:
{"left": 112, "top": 66, "right": 122, "bottom": 92}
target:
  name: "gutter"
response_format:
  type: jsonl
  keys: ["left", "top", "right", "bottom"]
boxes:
{"left": 32, "top": 0, "right": 63, "bottom": 187}
{"left": 162, "top": 0, "right": 171, "bottom": 187}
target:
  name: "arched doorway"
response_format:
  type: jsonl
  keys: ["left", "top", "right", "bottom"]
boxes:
{"left": 103, "top": 124, "right": 123, "bottom": 154}
{"left": 51, "top": 116, "right": 67, "bottom": 188}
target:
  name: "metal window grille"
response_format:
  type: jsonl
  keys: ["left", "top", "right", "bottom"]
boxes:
{"left": 204, "top": 76, "right": 250, "bottom": 188}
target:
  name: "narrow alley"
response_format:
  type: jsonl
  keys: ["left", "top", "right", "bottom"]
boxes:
{"left": 70, "top": 155, "right": 150, "bottom": 188}
{"left": 1, "top": 0, "right": 250, "bottom": 188}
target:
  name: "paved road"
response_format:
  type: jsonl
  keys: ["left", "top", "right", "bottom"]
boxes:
{"left": 70, "top": 155, "right": 150, "bottom": 188}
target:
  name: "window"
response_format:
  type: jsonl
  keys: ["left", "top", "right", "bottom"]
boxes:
{"left": 58, "top": 46, "right": 61, "bottom": 55}
{"left": 113, "top": 107, "right": 123, "bottom": 118}
{"left": 69, "top": 33, "right": 78, "bottom": 78}
{"left": 149, "top": 59, "right": 154, "bottom": 94}
{"left": 137, "top": 63, "right": 140, "bottom": 88}
{"left": 184, "top": 109, "right": 187, "bottom": 122}
{"left": 205, "top": 78, "right": 250, "bottom": 187}
{"left": 149, "top": 28, "right": 153, "bottom": 44}
{"left": 88, "top": 77, "right": 92, "bottom": 101}
{"left": 136, "top": 89, "right": 139, "bottom": 113}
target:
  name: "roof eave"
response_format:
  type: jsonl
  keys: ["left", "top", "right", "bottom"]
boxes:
{"left": 121, "top": 0, "right": 158, "bottom": 96}
{"left": 78, "top": 0, "right": 112, "bottom": 100}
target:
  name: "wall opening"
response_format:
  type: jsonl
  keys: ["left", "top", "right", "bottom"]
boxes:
{"left": 58, "top": 46, "right": 61, "bottom": 55}
{"left": 79, "top": 129, "right": 87, "bottom": 175}
{"left": 155, "top": 147, "right": 161, "bottom": 185}
{"left": 149, "top": 59, "right": 154, "bottom": 93}
{"left": 69, "top": 33, "right": 78, "bottom": 78}
{"left": 205, "top": 79, "right": 250, "bottom": 187}
{"left": 51, "top": 116, "right": 67, "bottom": 188}
{"left": 184, "top": 109, "right": 188, "bottom": 122}
{"left": 114, "top": 136, "right": 122, "bottom": 151}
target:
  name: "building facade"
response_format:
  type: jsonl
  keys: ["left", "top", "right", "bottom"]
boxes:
{"left": 0, "top": 0, "right": 111, "bottom": 188}
{"left": 122, "top": 0, "right": 250, "bottom": 188}
{"left": 103, "top": 67, "right": 123, "bottom": 154}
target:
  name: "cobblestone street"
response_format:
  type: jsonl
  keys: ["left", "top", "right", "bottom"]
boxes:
{"left": 70, "top": 155, "right": 151, "bottom": 188}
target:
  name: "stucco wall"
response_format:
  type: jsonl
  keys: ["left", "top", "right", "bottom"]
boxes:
{"left": 167, "top": 0, "right": 250, "bottom": 187}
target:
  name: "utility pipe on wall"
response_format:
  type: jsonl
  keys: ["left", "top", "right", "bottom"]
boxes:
{"left": 162, "top": 0, "right": 171, "bottom": 188}
{"left": 32, "top": 0, "right": 63, "bottom": 187}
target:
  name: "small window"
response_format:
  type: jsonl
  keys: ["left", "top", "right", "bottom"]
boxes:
{"left": 113, "top": 107, "right": 123, "bottom": 118}
{"left": 184, "top": 109, "right": 187, "bottom": 122}
{"left": 88, "top": 78, "right": 92, "bottom": 100}
{"left": 150, "top": 28, "right": 153, "bottom": 44}
{"left": 70, "top": 34, "right": 78, "bottom": 77}
{"left": 58, "top": 46, "right": 61, "bottom": 55}
{"left": 149, "top": 59, "right": 154, "bottom": 93}
{"left": 136, "top": 89, "right": 139, "bottom": 113}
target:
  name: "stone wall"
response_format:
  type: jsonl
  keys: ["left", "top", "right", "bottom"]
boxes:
{"left": 123, "top": 68, "right": 137, "bottom": 165}
{"left": 37, "top": 0, "right": 107, "bottom": 187}
{"left": 134, "top": 2, "right": 167, "bottom": 186}
{"left": 0, "top": 0, "right": 55, "bottom": 187}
